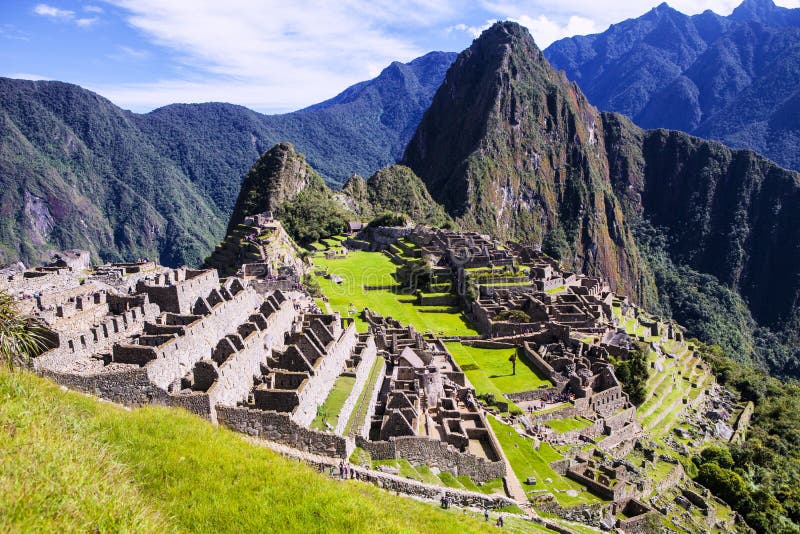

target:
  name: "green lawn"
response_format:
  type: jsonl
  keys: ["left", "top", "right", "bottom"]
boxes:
{"left": 344, "top": 356, "right": 385, "bottom": 435}
{"left": 313, "top": 252, "right": 478, "bottom": 336}
{"left": 544, "top": 417, "right": 594, "bottom": 434}
{"left": 445, "top": 343, "right": 552, "bottom": 403}
{"left": 487, "top": 416, "right": 604, "bottom": 507}
{"left": 0, "top": 368, "right": 513, "bottom": 534}
{"left": 311, "top": 375, "right": 356, "bottom": 431}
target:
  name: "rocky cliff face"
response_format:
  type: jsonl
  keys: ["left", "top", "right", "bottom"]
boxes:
{"left": 404, "top": 21, "right": 800, "bottom": 374}
{"left": 403, "top": 22, "right": 646, "bottom": 298}
{"left": 603, "top": 115, "right": 800, "bottom": 329}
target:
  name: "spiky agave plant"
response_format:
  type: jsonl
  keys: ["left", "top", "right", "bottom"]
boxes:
{"left": 0, "top": 291, "right": 49, "bottom": 368}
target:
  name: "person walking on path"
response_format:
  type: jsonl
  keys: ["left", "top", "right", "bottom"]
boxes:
{"left": 484, "top": 507, "right": 489, "bottom": 521}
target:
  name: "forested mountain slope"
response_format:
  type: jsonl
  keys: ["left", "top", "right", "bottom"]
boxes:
{"left": 0, "top": 52, "right": 455, "bottom": 267}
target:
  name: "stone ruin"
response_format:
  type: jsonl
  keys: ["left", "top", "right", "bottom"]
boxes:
{"left": 359, "top": 311, "right": 506, "bottom": 482}
{"left": 27, "top": 262, "right": 297, "bottom": 422}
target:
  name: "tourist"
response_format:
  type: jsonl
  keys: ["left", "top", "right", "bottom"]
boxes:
{"left": 484, "top": 507, "right": 489, "bottom": 521}
{"left": 496, "top": 515, "right": 504, "bottom": 527}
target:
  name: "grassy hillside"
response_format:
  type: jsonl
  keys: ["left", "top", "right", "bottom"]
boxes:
{"left": 0, "top": 367, "right": 503, "bottom": 533}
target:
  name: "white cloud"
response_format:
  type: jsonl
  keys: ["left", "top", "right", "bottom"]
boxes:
{"left": 0, "top": 24, "right": 30, "bottom": 41}
{"left": 100, "top": 0, "right": 450, "bottom": 112}
{"left": 34, "top": 3, "right": 101, "bottom": 27}
{"left": 516, "top": 14, "right": 598, "bottom": 47}
{"left": 33, "top": 4, "right": 74, "bottom": 19}
{"left": 447, "top": 19, "right": 502, "bottom": 38}
{"left": 76, "top": 17, "right": 99, "bottom": 27}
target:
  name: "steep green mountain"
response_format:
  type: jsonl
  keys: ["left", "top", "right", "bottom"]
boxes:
{"left": 403, "top": 22, "right": 647, "bottom": 300}
{"left": 0, "top": 78, "right": 222, "bottom": 268}
{"left": 226, "top": 142, "right": 327, "bottom": 232}
{"left": 544, "top": 0, "right": 800, "bottom": 172}
{"left": 0, "top": 52, "right": 456, "bottom": 267}
{"left": 340, "top": 165, "right": 451, "bottom": 226}
{"left": 137, "top": 51, "right": 457, "bottom": 214}
{"left": 404, "top": 21, "right": 800, "bottom": 376}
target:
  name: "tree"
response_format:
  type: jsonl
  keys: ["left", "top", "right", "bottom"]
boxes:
{"left": 495, "top": 310, "right": 532, "bottom": 323}
{"left": 368, "top": 212, "right": 409, "bottom": 228}
{"left": 542, "top": 225, "right": 570, "bottom": 261}
{"left": 509, "top": 352, "right": 518, "bottom": 375}
{"left": 697, "top": 462, "right": 753, "bottom": 513}
{"left": 613, "top": 342, "right": 650, "bottom": 406}
{"left": 0, "top": 292, "right": 49, "bottom": 368}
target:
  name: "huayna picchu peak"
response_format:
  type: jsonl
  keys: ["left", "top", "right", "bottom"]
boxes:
{"left": 407, "top": 20, "right": 800, "bottom": 380}
{"left": 4, "top": 4, "right": 800, "bottom": 534}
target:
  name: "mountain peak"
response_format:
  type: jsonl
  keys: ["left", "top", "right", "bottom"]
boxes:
{"left": 730, "top": 0, "right": 779, "bottom": 22}
{"left": 226, "top": 143, "right": 324, "bottom": 232}
{"left": 402, "top": 18, "right": 641, "bottom": 292}
{"left": 475, "top": 20, "right": 543, "bottom": 54}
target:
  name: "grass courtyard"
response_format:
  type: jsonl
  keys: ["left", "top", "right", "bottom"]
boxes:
{"left": 313, "top": 251, "right": 478, "bottom": 336}
{"left": 444, "top": 342, "right": 552, "bottom": 408}
{"left": 0, "top": 367, "right": 513, "bottom": 534}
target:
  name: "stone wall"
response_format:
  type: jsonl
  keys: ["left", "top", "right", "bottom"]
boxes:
{"left": 40, "top": 367, "right": 169, "bottom": 406}
{"left": 535, "top": 500, "right": 609, "bottom": 528}
{"left": 291, "top": 321, "right": 358, "bottom": 427}
{"left": 597, "top": 421, "right": 640, "bottom": 452}
{"left": 142, "top": 287, "right": 262, "bottom": 390}
{"left": 506, "top": 388, "right": 560, "bottom": 403}
{"left": 347, "top": 466, "right": 515, "bottom": 509}
{"left": 731, "top": 401, "right": 754, "bottom": 444}
{"left": 204, "top": 297, "right": 296, "bottom": 418}
{"left": 356, "top": 435, "right": 505, "bottom": 483}
{"left": 217, "top": 405, "right": 355, "bottom": 458}
{"left": 35, "top": 302, "right": 160, "bottom": 371}
{"left": 137, "top": 269, "right": 219, "bottom": 314}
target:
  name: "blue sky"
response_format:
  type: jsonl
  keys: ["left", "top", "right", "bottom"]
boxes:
{"left": 2, "top": 0, "right": 799, "bottom": 114}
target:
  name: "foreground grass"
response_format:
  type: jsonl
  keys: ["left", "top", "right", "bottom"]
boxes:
{"left": 313, "top": 252, "right": 477, "bottom": 336}
{"left": 0, "top": 368, "right": 516, "bottom": 533}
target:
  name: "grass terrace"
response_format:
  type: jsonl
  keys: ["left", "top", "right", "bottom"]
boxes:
{"left": 0, "top": 367, "right": 507, "bottom": 534}
{"left": 344, "top": 356, "right": 385, "bottom": 435}
{"left": 311, "top": 375, "right": 356, "bottom": 431}
{"left": 544, "top": 416, "right": 594, "bottom": 434}
{"left": 487, "top": 416, "right": 604, "bottom": 507}
{"left": 313, "top": 251, "right": 477, "bottom": 336}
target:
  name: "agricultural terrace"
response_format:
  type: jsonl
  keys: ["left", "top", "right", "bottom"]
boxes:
{"left": 637, "top": 339, "right": 712, "bottom": 436}
{"left": 312, "top": 251, "right": 477, "bottom": 336}
{"left": 487, "top": 416, "right": 605, "bottom": 507}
